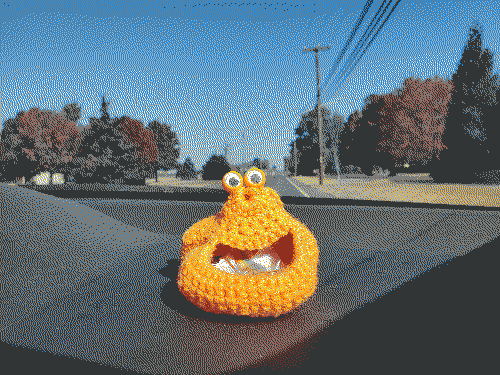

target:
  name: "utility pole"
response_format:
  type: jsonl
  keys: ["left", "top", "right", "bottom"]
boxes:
{"left": 334, "top": 125, "right": 342, "bottom": 180}
{"left": 294, "top": 139, "right": 297, "bottom": 177}
{"left": 304, "top": 45, "right": 329, "bottom": 185}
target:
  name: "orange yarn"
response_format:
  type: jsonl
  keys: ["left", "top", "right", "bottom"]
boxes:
{"left": 177, "top": 168, "right": 319, "bottom": 318}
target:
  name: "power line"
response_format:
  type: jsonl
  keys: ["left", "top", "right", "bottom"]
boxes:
{"left": 320, "top": 0, "right": 375, "bottom": 98}
{"left": 323, "top": 0, "right": 392, "bottom": 99}
{"left": 298, "top": 0, "right": 402, "bottom": 117}
{"left": 286, "top": 0, "right": 402, "bottom": 175}
{"left": 328, "top": 0, "right": 402, "bottom": 101}
{"left": 298, "top": 0, "right": 376, "bottom": 114}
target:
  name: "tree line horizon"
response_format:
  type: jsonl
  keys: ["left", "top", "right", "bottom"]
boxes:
{"left": 1, "top": 25, "right": 499, "bottom": 185}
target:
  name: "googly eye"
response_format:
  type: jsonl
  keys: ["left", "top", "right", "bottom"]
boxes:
{"left": 222, "top": 171, "right": 243, "bottom": 192}
{"left": 244, "top": 168, "right": 266, "bottom": 187}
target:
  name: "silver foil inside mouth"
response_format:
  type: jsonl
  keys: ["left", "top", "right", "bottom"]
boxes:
{"left": 212, "top": 246, "right": 284, "bottom": 275}
{"left": 211, "top": 231, "right": 294, "bottom": 275}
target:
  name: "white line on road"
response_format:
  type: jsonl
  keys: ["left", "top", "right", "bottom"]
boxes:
{"left": 285, "top": 177, "right": 310, "bottom": 198}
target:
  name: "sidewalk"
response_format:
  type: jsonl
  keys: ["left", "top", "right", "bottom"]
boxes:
{"left": 290, "top": 176, "right": 500, "bottom": 207}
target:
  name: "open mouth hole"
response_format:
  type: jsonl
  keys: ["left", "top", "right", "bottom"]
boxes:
{"left": 211, "top": 231, "right": 294, "bottom": 275}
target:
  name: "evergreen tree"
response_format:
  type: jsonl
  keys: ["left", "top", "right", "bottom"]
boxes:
{"left": 201, "top": 154, "right": 231, "bottom": 181}
{"left": 437, "top": 24, "right": 500, "bottom": 183}
{"left": 176, "top": 157, "right": 197, "bottom": 180}
{"left": 100, "top": 96, "right": 111, "bottom": 127}
{"left": 64, "top": 116, "right": 140, "bottom": 184}
{"left": 260, "top": 159, "right": 270, "bottom": 170}
{"left": 113, "top": 116, "right": 158, "bottom": 184}
{"left": 59, "top": 102, "right": 82, "bottom": 124}
{"left": 58, "top": 96, "right": 152, "bottom": 184}
{"left": 250, "top": 157, "right": 270, "bottom": 170}
{"left": 251, "top": 157, "right": 261, "bottom": 169}
{"left": 293, "top": 111, "right": 318, "bottom": 176}
{"left": 286, "top": 104, "right": 340, "bottom": 176}
{"left": 0, "top": 115, "right": 39, "bottom": 182}
{"left": 337, "top": 94, "right": 391, "bottom": 176}
{"left": 283, "top": 155, "right": 294, "bottom": 176}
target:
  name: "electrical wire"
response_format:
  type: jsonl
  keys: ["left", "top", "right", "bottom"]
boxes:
{"left": 329, "top": 0, "right": 402, "bottom": 101}
{"left": 299, "top": 0, "right": 402, "bottom": 117}
{"left": 324, "top": 0, "right": 392, "bottom": 99}
{"left": 299, "top": 0, "right": 378, "bottom": 114}
{"left": 320, "top": 0, "right": 375, "bottom": 98}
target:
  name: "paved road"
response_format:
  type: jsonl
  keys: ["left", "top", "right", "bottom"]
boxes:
{"left": 264, "top": 172, "right": 335, "bottom": 198}
{"left": 2, "top": 183, "right": 499, "bottom": 374}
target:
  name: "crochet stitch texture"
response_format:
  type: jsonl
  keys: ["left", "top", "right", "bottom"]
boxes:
{"left": 177, "top": 168, "right": 319, "bottom": 317}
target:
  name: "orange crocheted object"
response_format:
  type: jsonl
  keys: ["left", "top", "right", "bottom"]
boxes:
{"left": 177, "top": 168, "right": 319, "bottom": 318}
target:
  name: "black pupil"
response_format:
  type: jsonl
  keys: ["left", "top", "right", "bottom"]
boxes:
{"left": 229, "top": 177, "right": 239, "bottom": 187}
{"left": 250, "top": 174, "right": 261, "bottom": 184}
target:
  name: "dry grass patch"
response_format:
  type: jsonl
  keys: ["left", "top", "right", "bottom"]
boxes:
{"left": 292, "top": 176, "right": 500, "bottom": 207}
{"left": 152, "top": 177, "right": 223, "bottom": 190}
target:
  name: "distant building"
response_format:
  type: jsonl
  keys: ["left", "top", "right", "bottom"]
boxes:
{"left": 158, "top": 169, "right": 177, "bottom": 176}
{"left": 156, "top": 169, "right": 177, "bottom": 184}
{"left": 31, "top": 172, "right": 65, "bottom": 185}
{"left": 52, "top": 173, "right": 65, "bottom": 184}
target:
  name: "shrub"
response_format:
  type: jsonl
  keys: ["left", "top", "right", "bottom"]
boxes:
{"left": 372, "top": 165, "right": 390, "bottom": 177}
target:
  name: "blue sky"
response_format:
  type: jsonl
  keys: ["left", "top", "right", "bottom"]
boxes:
{"left": 1, "top": 0, "right": 499, "bottom": 171}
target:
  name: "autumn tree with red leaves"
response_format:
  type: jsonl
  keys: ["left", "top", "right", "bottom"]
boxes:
{"left": 376, "top": 76, "right": 454, "bottom": 168}
{"left": 114, "top": 116, "right": 158, "bottom": 166}
{"left": 337, "top": 76, "right": 453, "bottom": 176}
{"left": 112, "top": 116, "right": 158, "bottom": 183}
{"left": 18, "top": 108, "right": 82, "bottom": 171}
{"left": 0, "top": 108, "right": 82, "bottom": 182}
